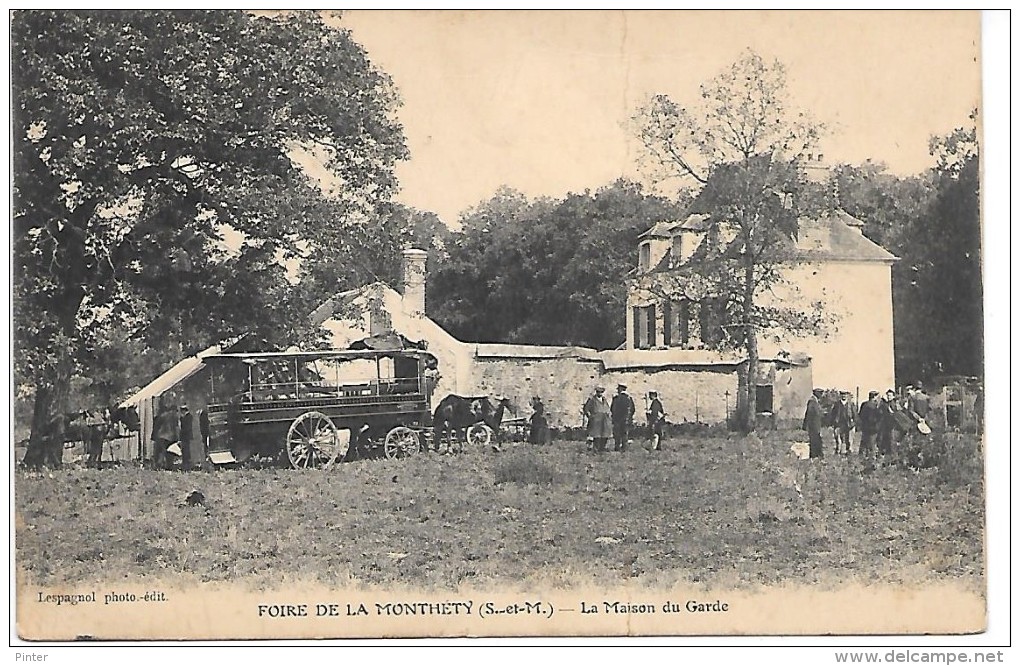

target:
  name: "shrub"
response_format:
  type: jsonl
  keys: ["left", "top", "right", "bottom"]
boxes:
{"left": 894, "top": 429, "right": 983, "bottom": 488}
{"left": 494, "top": 456, "right": 556, "bottom": 486}
{"left": 670, "top": 421, "right": 731, "bottom": 438}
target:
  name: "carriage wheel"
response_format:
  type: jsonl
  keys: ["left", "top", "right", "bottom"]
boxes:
{"left": 286, "top": 412, "right": 345, "bottom": 469}
{"left": 384, "top": 426, "right": 421, "bottom": 460}
{"left": 466, "top": 423, "right": 492, "bottom": 448}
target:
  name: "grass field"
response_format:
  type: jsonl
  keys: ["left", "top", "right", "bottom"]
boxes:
{"left": 14, "top": 430, "right": 984, "bottom": 593}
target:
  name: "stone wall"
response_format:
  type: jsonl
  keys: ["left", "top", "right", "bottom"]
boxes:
{"left": 471, "top": 356, "right": 739, "bottom": 428}
{"left": 471, "top": 356, "right": 603, "bottom": 428}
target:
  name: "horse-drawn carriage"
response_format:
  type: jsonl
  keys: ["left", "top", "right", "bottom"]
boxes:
{"left": 200, "top": 348, "right": 510, "bottom": 468}
{"left": 202, "top": 348, "right": 434, "bottom": 467}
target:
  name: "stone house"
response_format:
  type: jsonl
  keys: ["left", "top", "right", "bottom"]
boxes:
{"left": 311, "top": 249, "right": 812, "bottom": 428}
{"left": 627, "top": 208, "right": 898, "bottom": 403}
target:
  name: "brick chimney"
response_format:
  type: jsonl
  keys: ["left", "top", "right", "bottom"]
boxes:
{"left": 401, "top": 248, "right": 428, "bottom": 318}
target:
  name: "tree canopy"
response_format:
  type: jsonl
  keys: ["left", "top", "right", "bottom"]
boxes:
{"left": 12, "top": 10, "right": 408, "bottom": 465}
{"left": 633, "top": 50, "right": 825, "bottom": 430}
{"left": 427, "top": 181, "right": 683, "bottom": 349}
{"left": 834, "top": 119, "right": 981, "bottom": 383}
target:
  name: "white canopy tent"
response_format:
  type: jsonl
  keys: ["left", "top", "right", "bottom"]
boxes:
{"left": 119, "top": 343, "right": 223, "bottom": 461}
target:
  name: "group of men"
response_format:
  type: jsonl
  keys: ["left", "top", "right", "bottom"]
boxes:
{"left": 150, "top": 398, "right": 208, "bottom": 471}
{"left": 582, "top": 384, "right": 666, "bottom": 453}
{"left": 803, "top": 383, "right": 932, "bottom": 459}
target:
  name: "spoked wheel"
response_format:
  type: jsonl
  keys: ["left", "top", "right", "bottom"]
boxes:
{"left": 466, "top": 423, "right": 492, "bottom": 448}
{"left": 384, "top": 426, "right": 421, "bottom": 460}
{"left": 286, "top": 412, "right": 346, "bottom": 469}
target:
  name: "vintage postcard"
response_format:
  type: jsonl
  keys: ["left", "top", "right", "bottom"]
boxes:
{"left": 11, "top": 10, "right": 994, "bottom": 644}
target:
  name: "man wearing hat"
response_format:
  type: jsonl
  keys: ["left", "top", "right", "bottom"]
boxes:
{"left": 803, "top": 388, "right": 825, "bottom": 459}
{"left": 858, "top": 390, "right": 882, "bottom": 457}
{"left": 610, "top": 384, "right": 635, "bottom": 452}
{"left": 646, "top": 390, "right": 666, "bottom": 451}
{"left": 583, "top": 386, "right": 612, "bottom": 453}
{"left": 877, "top": 389, "right": 902, "bottom": 456}
{"left": 179, "top": 403, "right": 196, "bottom": 471}
{"left": 908, "top": 381, "right": 931, "bottom": 423}
{"left": 828, "top": 391, "right": 858, "bottom": 455}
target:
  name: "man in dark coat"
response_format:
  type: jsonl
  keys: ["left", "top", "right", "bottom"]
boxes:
{"left": 646, "top": 390, "right": 666, "bottom": 452}
{"left": 583, "top": 386, "right": 612, "bottom": 453}
{"left": 829, "top": 391, "right": 858, "bottom": 455}
{"left": 610, "top": 384, "right": 635, "bottom": 452}
{"left": 878, "top": 389, "right": 902, "bottom": 456}
{"left": 858, "top": 391, "right": 882, "bottom": 457}
{"left": 179, "top": 404, "right": 195, "bottom": 471}
{"left": 908, "top": 382, "right": 931, "bottom": 423}
{"left": 84, "top": 409, "right": 107, "bottom": 468}
{"left": 803, "top": 388, "right": 825, "bottom": 459}
{"left": 151, "top": 398, "right": 180, "bottom": 470}
{"left": 528, "top": 396, "right": 550, "bottom": 445}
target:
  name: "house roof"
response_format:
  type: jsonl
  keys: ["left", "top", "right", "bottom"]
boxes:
{"left": 680, "top": 213, "right": 712, "bottom": 231}
{"left": 640, "top": 208, "right": 897, "bottom": 274}
{"left": 308, "top": 282, "right": 388, "bottom": 327}
{"left": 638, "top": 220, "right": 682, "bottom": 239}
{"left": 791, "top": 211, "right": 897, "bottom": 263}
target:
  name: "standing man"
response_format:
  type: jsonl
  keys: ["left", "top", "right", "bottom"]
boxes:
{"left": 908, "top": 381, "right": 931, "bottom": 424}
{"left": 583, "top": 386, "right": 612, "bottom": 454}
{"left": 179, "top": 404, "right": 195, "bottom": 471}
{"left": 151, "top": 397, "right": 179, "bottom": 470}
{"left": 528, "top": 396, "right": 550, "bottom": 446}
{"left": 423, "top": 356, "right": 441, "bottom": 404}
{"left": 829, "top": 391, "right": 858, "bottom": 455}
{"left": 858, "top": 391, "right": 882, "bottom": 457}
{"left": 646, "top": 390, "right": 666, "bottom": 452}
{"left": 878, "top": 389, "right": 901, "bottom": 457}
{"left": 610, "top": 384, "right": 635, "bottom": 452}
{"left": 803, "top": 388, "right": 825, "bottom": 459}
{"left": 84, "top": 409, "right": 107, "bottom": 468}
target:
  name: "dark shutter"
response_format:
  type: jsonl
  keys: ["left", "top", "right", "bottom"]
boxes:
{"left": 663, "top": 301, "right": 672, "bottom": 347}
{"left": 699, "top": 299, "right": 713, "bottom": 345}
{"left": 679, "top": 300, "right": 689, "bottom": 346}
{"left": 646, "top": 304, "right": 657, "bottom": 348}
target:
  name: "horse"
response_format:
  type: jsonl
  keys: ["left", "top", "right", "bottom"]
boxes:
{"left": 432, "top": 395, "right": 513, "bottom": 452}
{"left": 63, "top": 405, "right": 140, "bottom": 467}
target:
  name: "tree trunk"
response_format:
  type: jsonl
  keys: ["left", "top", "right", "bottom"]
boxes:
{"left": 741, "top": 258, "right": 758, "bottom": 433}
{"left": 22, "top": 382, "right": 69, "bottom": 469}
{"left": 22, "top": 288, "right": 85, "bottom": 469}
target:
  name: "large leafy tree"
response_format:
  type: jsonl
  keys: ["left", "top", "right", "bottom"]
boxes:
{"left": 428, "top": 181, "right": 682, "bottom": 349}
{"left": 830, "top": 162, "right": 935, "bottom": 249}
{"left": 12, "top": 10, "right": 407, "bottom": 466}
{"left": 294, "top": 201, "right": 450, "bottom": 323}
{"left": 912, "top": 139, "right": 981, "bottom": 380}
{"left": 633, "top": 50, "right": 824, "bottom": 431}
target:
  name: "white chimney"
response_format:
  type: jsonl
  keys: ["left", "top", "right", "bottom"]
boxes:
{"left": 401, "top": 248, "right": 428, "bottom": 318}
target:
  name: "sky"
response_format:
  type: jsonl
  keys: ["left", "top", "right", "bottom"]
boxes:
{"left": 335, "top": 10, "right": 982, "bottom": 224}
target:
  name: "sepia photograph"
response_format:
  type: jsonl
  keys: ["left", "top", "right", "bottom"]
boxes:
{"left": 9, "top": 8, "right": 1002, "bottom": 649}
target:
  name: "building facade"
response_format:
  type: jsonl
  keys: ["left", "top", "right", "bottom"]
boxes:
{"left": 626, "top": 208, "right": 898, "bottom": 398}
{"left": 312, "top": 249, "right": 812, "bottom": 427}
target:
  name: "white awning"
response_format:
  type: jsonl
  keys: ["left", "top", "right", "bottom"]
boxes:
{"left": 118, "top": 344, "right": 221, "bottom": 408}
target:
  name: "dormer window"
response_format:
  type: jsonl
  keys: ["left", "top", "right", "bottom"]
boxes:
{"left": 639, "top": 242, "right": 651, "bottom": 272}
{"left": 670, "top": 235, "right": 683, "bottom": 267}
